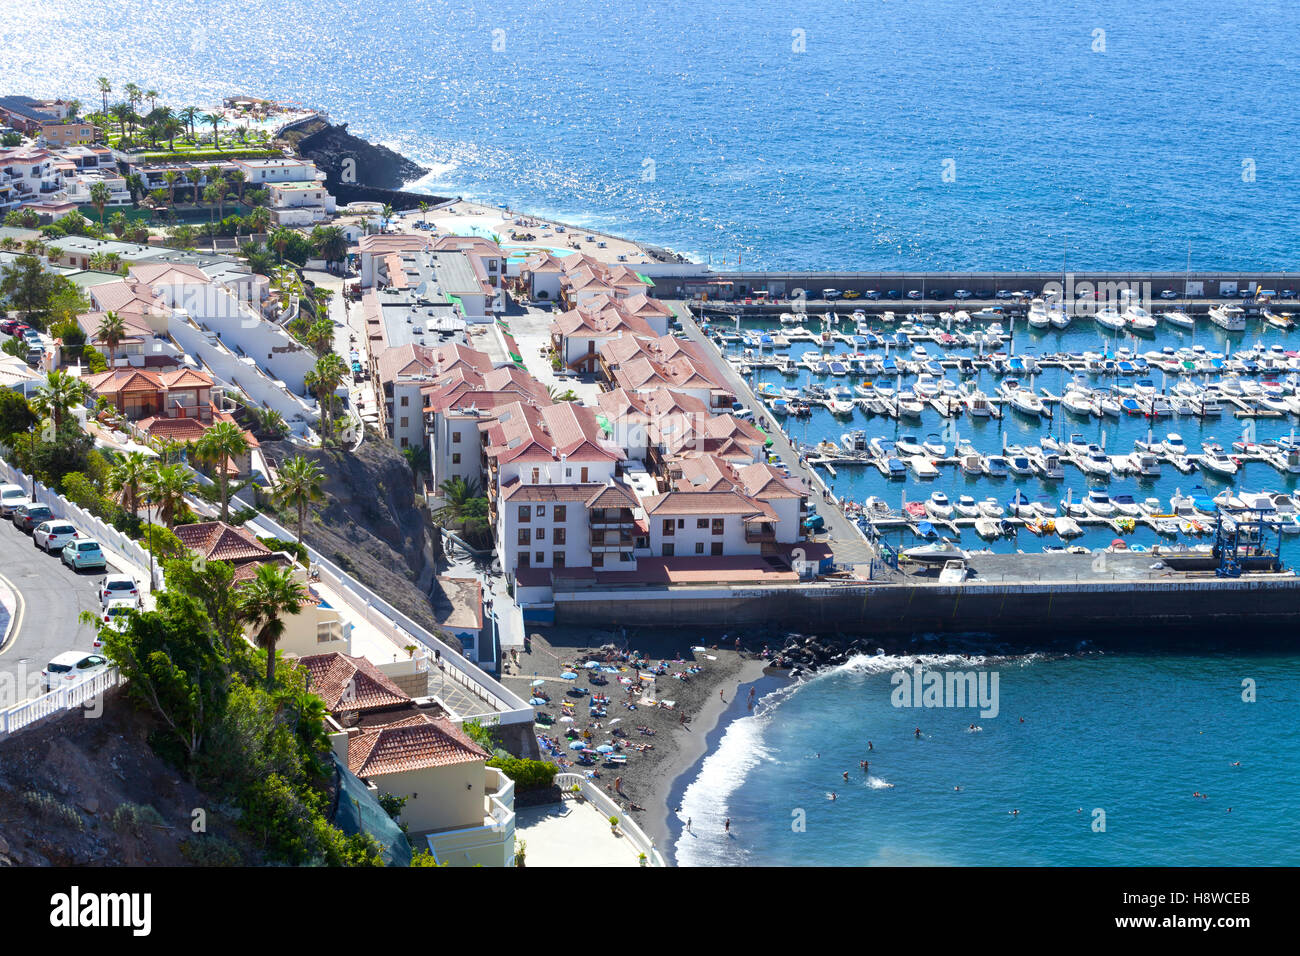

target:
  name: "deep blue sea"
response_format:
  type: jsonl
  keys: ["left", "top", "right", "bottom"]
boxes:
{"left": 8, "top": 0, "right": 1299, "bottom": 866}
{"left": 4, "top": 0, "right": 1298, "bottom": 270}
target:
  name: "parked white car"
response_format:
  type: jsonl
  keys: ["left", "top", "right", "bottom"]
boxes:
{"left": 33, "top": 520, "right": 79, "bottom": 553}
{"left": 41, "top": 651, "right": 108, "bottom": 692}
{"left": 100, "top": 599, "right": 137, "bottom": 634}
{"left": 0, "top": 483, "right": 30, "bottom": 517}
{"left": 98, "top": 574, "right": 141, "bottom": 609}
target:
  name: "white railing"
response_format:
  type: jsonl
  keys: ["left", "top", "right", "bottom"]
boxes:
{"left": 0, "top": 667, "right": 121, "bottom": 739}
{"left": 555, "top": 773, "right": 666, "bottom": 867}
{"left": 240, "top": 511, "right": 533, "bottom": 725}
{"left": 0, "top": 455, "right": 162, "bottom": 591}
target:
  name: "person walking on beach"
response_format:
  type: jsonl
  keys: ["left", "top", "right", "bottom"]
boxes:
{"left": 724, "top": 818, "right": 731, "bottom": 833}
{"left": 720, "top": 689, "right": 726, "bottom": 703}
{"left": 615, "top": 776, "right": 624, "bottom": 796}
{"left": 687, "top": 817, "right": 692, "bottom": 832}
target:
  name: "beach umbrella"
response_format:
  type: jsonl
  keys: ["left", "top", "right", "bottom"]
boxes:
{"left": 529, "top": 697, "right": 547, "bottom": 706}
{"left": 569, "top": 741, "right": 587, "bottom": 751}
{"left": 560, "top": 671, "right": 578, "bottom": 680}
{"left": 584, "top": 661, "right": 600, "bottom": 669}
{"left": 596, "top": 744, "right": 616, "bottom": 753}
{"left": 530, "top": 679, "right": 546, "bottom": 687}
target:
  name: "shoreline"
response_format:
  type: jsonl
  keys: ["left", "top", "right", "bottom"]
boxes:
{"left": 654, "top": 666, "right": 792, "bottom": 865}
{"left": 641, "top": 657, "right": 772, "bottom": 861}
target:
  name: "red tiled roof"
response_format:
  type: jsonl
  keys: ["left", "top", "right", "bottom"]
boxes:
{"left": 346, "top": 714, "right": 490, "bottom": 777}
{"left": 301, "top": 652, "right": 411, "bottom": 714}
{"left": 175, "top": 521, "right": 272, "bottom": 563}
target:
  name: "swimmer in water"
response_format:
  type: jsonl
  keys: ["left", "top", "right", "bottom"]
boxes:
{"left": 914, "top": 727, "right": 922, "bottom": 738}
{"left": 868, "top": 741, "right": 873, "bottom": 751}
{"left": 1009, "top": 809, "right": 1020, "bottom": 817}
{"left": 1231, "top": 761, "right": 1241, "bottom": 767}
{"left": 842, "top": 771, "right": 849, "bottom": 781}
{"left": 828, "top": 792, "right": 837, "bottom": 801}
{"left": 1019, "top": 717, "right": 1025, "bottom": 724}
{"left": 954, "top": 786, "right": 961, "bottom": 792}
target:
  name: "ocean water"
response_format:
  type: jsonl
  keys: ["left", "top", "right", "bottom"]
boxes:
{"left": 676, "top": 652, "right": 1300, "bottom": 866}
{"left": 4, "top": 0, "right": 1298, "bottom": 270}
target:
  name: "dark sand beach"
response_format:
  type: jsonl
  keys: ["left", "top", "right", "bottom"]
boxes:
{"left": 502, "top": 624, "right": 776, "bottom": 863}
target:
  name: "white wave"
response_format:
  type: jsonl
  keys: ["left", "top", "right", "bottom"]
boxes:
{"left": 865, "top": 775, "right": 895, "bottom": 790}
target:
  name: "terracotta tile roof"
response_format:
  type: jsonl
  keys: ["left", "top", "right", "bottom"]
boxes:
{"left": 135, "top": 416, "right": 210, "bottom": 442}
{"left": 128, "top": 263, "right": 212, "bottom": 287}
{"left": 551, "top": 304, "right": 656, "bottom": 339}
{"left": 175, "top": 521, "right": 272, "bottom": 564}
{"left": 539, "top": 403, "right": 624, "bottom": 462}
{"left": 641, "top": 490, "right": 779, "bottom": 521}
{"left": 502, "top": 481, "right": 604, "bottom": 502}
{"left": 739, "top": 461, "right": 808, "bottom": 499}
{"left": 87, "top": 279, "right": 166, "bottom": 316}
{"left": 585, "top": 480, "right": 640, "bottom": 510}
{"left": 346, "top": 714, "right": 490, "bottom": 777}
{"left": 522, "top": 250, "right": 567, "bottom": 274}
{"left": 301, "top": 652, "right": 412, "bottom": 714}
{"left": 357, "top": 234, "right": 431, "bottom": 255}
{"left": 375, "top": 342, "right": 436, "bottom": 384}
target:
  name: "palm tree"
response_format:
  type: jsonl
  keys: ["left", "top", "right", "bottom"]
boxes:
{"left": 32, "top": 370, "right": 88, "bottom": 432}
{"left": 303, "top": 317, "right": 334, "bottom": 357}
{"left": 274, "top": 456, "right": 325, "bottom": 544}
{"left": 246, "top": 205, "right": 271, "bottom": 236}
{"left": 309, "top": 225, "right": 348, "bottom": 269}
{"left": 268, "top": 225, "right": 295, "bottom": 263}
{"left": 203, "top": 184, "right": 222, "bottom": 224}
{"left": 185, "top": 167, "right": 203, "bottom": 203}
{"left": 237, "top": 562, "right": 305, "bottom": 684}
{"left": 147, "top": 462, "right": 196, "bottom": 528}
{"left": 108, "top": 102, "right": 133, "bottom": 140}
{"left": 419, "top": 201, "right": 429, "bottom": 225}
{"left": 306, "top": 353, "right": 348, "bottom": 439}
{"left": 179, "top": 106, "right": 200, "bottom": 142}
{"left": 88, "top": 182, "right": 112, "bottom": 226}
{"left": 162, "top": 169, "right": 178, "bottom": 205}
{"left": 108, "top": 450, "right": 151, "bottom": 516}
{"left": 381, "top": 204, "right": 395, "bottom": 230}
{"left": 227, "top": 169, "right": 246, "bottom": 204}
{"left": 96, "top": 77, "right": 111, "bottom": 116}
{"left": 145, "top": 89, "right": 158, "bottom": 112}
{"left": 432, "top": 476, "right": 483, "bottom": 525}
{"left": 96, "top": 310, "right": 126, "bottom": 365}
{"left": 203, "top": 112, "right": 224, "bottom": 150}
{"left": 193, "top": 420, "right": 248, "bottom": 521}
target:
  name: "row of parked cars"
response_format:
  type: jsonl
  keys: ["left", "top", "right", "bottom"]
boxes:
{"left": 0, "top": 318, "right": 47, "bottom": 364}
{"left": 1, "top": 482, "right": 143, "bottom": 690}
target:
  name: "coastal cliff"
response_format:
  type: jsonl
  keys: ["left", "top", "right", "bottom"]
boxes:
{"left": 288, "top": 120, "right": 449, "bottom": 209}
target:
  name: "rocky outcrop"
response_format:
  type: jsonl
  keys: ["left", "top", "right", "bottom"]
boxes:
{"left": 294, "top": 120, "right": 428, "bottom": 191}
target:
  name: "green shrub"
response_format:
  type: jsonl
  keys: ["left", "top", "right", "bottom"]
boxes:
{"left": 486, "top": 756, "right": 558, "bottom": 792}
{"left": 20, "top": 791, "right": 83, "bottom": 831}
{"left": 109, "top": 802, "right": 165, "bottom": 836}
{"left": 179, "top": 834, "right": 243, "bottom": 866}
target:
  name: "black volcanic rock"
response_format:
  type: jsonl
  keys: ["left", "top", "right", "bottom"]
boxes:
{"left": 296, "top": 121, "right": 428, "bottom": 191}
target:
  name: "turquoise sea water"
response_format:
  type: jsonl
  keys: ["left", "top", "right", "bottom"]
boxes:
{"left": 4, "top": 0, "right": 1298, "bottom": 270}
{"left": 675, "top": 652, "right": 1300, "bottom": 866}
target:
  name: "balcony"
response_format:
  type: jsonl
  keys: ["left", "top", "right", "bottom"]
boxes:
{"left": 590, "top": 532, "right": 635, "bottom": 551}
{"left": 744, "top": 523, "right": 776, "bottom": 544}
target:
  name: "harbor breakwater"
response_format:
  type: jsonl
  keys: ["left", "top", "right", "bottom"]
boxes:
{"left": 552, "top": 572, "right": 1300, "bottom": 639}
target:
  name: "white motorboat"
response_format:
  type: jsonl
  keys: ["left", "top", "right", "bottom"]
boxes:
{"left": 1078, "top": 445, "right": 1114, "bottom": 477}
{"left": 1208, "top": 304, "right": 1246, "bottom": 332}
{"left": 978, "top": 497, "right": 1003, "bottom": 518}
{"left": 959, "top": 453, "right": 984, "bottom": 476}
{"left": 841, "top": 430, "right": 868, "bottom": 453}
{"left": 1124, "top": 305, "right": 1158, "bottom": 333}
{"left": 903, "top": 538, "right": 968, "bottom": 565}
{"left": 1200, "top": 444, "right": 1238, "bottom": 477}
{"left": 1083, "top": 488, "right": 1116, "bottom": 516}
{"left": 983, "top": 455, "right": 1010, "bottom": 477}
{"left": 1160, "top": 309, "right": 1195, "bottom": 330}
{"left": 974, "top": 517, "right": 1003, "bottom": 539}
{"left": 1009, "top": 388, "right": 1045, "bottom": 417}
{"left": 926, "top": 492, "right": 954, "bottom": 519}
{"left": 1062, "top": 390, "right": 1097, "bottom": 417}
{"left": 1054, "top": 516, "right": 1083, "bottom": 538}
{"left": 1162, "top": 433, "right": 1188, "bottom": 457}
{"left": 1095, "top": 306, "right": 1126, "bottom": 331}
{"left": 1027, "top": 298, "right": 1050, "bottom": 328}
{"left": 954, "top": 495, "right": 981, "bottom": 518}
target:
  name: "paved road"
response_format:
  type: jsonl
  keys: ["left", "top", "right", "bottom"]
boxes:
{"left": 0, "top": 517, "right": 124, "bottom": 706}
{"left": 671, "top": 300, "right": 877, "bottom": 568}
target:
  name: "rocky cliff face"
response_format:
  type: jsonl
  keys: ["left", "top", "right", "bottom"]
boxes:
{"left": 263, "top": 439, "right": 447, "bottom": 639}
{"left": 293, "top": 120, "right": 428, "bottom": 191}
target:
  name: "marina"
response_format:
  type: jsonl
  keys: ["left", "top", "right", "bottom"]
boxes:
{"left": 692, "top": 301, "right": 1300, "bottom": 568}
